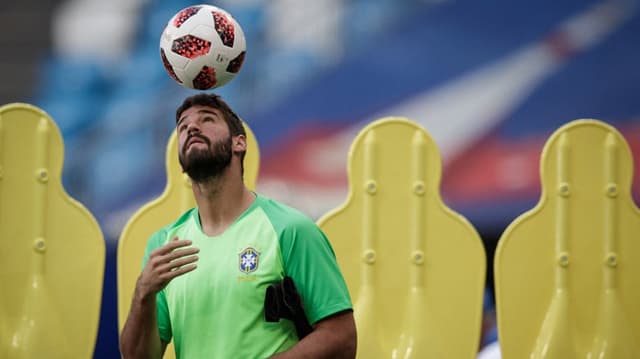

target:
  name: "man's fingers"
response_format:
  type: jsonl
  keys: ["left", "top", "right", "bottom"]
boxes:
{"left": 162, "top": 247, "right": 200, "bottom": 262}
{"left": 164, "top": 239, "right": 193, "bottom": 251}
{"left": 153, "top": 239, "right": 194, "bottom": 256}
{"left": 161, "top": 263, "right": 198, "bottom": 280}
{"left": 158, "top": 255, "right": 199, "bottom": 273}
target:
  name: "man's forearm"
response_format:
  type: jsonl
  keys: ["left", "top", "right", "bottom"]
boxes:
{"left": 270, "top": 327, "right": 356, "bottom": 359}
{"left": 120, "top": 289, "right": 163, "bottom": 359}
{"left": 270, "top": 311, "right": 357, "bottom": 359}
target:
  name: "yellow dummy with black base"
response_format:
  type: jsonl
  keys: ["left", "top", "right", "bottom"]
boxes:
{"left": 0, "top": 103, "right": 105, "bottom": 358}
{"left": 318, "top": 117, "right": 486, "bottom": 359}
{"left": 117, "top": 126, "right": 259, "bottom": 359}
{"left": 495, "top": 119, "right": 640, "bottom": 359}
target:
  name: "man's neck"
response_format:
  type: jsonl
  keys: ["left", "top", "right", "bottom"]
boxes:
{"left": 191, "top": 171, "right": 255, "bottom": 237}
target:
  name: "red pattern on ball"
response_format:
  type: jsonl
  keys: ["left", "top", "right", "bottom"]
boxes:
{"left": 193, "top": 66, "right": 217, "bottom": 90}
{"left": 160, "top": 48, "right": 182, "bottom": 83}
{"left": 173, "top": 6, "right": 201, "bottom": 28}
{"left": 171, "top": 35, "right": 211, "bottom": 59}
{"left": 226, "top": 51, "right": 245, "bottom": 73}
{"left": 212, "top": 11, "right": 235, "bottom": 47}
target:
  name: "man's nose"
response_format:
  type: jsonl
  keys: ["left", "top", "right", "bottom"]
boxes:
{"left": 186, "top": 121, "right": 201, "bottom": 134}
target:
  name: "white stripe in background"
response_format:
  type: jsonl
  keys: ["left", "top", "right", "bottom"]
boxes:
{"left": 371, "top": 0, "right": 633, "bottom": 161}
{"left": 276, "top": 1, "right": 635, "bottom": 174}
{"left": 261, "top": 1, "right": 635, "bottom": 217}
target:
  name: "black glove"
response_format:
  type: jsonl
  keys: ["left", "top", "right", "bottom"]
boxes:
{"left": 264, "top": 276, "right": 313, "bottom": 339}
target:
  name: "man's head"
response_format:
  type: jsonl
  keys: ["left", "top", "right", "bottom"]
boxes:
{"left": 175, "top": 93, "right": 247, "bottom": 182}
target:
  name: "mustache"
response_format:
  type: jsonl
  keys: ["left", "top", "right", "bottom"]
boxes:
{"left": 184, "top": 134, "right": 211, "bottom": 152}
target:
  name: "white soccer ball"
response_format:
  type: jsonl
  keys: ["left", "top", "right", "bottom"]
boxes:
{"left": 160, "top": 4, "right": 246, "bottom": 90}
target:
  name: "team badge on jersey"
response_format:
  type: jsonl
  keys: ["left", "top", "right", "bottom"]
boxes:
{"left": 239, "top": 247, "right": 260, "bottom": 274}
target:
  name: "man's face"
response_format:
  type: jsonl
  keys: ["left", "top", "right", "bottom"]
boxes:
{"left": 177, "top": 105, "right": 233, "bottom": 182}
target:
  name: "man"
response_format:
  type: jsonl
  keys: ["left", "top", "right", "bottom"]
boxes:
{"left": 119, "top": 93, "right": 357, "bottom": 358}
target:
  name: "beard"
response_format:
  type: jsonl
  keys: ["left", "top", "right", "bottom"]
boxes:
{"left": 179, "top": 133, "right": 233, "bottom": 182}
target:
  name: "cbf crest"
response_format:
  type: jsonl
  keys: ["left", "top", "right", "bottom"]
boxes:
{"left": 239, "top": 247, "right": 260, "bottom": 274}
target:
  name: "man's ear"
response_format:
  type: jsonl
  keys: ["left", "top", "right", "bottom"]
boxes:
{"left": 233, "top": 134, "right": 247, "bottom": 153}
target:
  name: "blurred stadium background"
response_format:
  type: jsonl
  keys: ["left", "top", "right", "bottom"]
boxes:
{"left": 1, "top": 0, "right": 639, "bottom": 357}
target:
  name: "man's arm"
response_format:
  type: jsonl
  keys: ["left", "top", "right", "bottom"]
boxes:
{"left": 120, "top": 238, "right": 199, "bottom": 359}
{"left": 119, "top": 286, "right": 165, "bottom": 359}
{"left": 270, "top": 310, "right": 357, "bottom": 359}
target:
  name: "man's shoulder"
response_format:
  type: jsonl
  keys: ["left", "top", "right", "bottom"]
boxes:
{"left": 256, "top": 194, "right": 314, "bottom": 223}
{"left": 255, "top": 194, "right": 320, "bottom": 234}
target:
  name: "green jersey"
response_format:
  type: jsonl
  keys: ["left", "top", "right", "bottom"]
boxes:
{"left": 142, "top": 194, "right": 352, "bottom": 359}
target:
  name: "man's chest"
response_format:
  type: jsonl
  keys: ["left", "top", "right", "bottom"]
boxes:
{"left": 164, "top": 226, "right": 285, "bottom": 307}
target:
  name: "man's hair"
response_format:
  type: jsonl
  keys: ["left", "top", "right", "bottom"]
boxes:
{"left": 176, "top": 93, "right": 247, "bottom": 170}
{"left": 176, "top": 93, "right": 246, "bottom": 138}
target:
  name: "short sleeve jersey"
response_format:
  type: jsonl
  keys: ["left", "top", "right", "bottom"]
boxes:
{"left": 142, "top": 194, "right": 352, "bottom": 359}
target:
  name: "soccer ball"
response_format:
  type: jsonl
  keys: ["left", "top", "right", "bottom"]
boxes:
{"left": 160, "top": 4, "right": 246, "bottom": 90}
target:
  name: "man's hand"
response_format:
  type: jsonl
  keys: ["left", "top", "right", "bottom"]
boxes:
{"left": 137, "top": 237, "right": 200, "bottom": 299}
{"left": 121, "top": 237, "right": 199, "bottom": 359}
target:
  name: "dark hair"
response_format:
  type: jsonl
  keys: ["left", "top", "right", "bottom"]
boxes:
{"left": 175, "top": 93, "right": 246, "bottom": 138}
{"left": 176, "top": 93, "right": 247, "bottom": 169}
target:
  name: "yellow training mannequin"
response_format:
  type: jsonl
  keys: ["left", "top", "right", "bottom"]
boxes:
{"left": 0, "top": 103, "right": 105, "bottom": 358}
{"left": 495, "top": 119, "right": 640, "bottom": 358}
{"left": 318, "top": 117, "right": 486, "bottom": 358}
{"left": 117, "top": 125, "right": 259, "bottom": 359}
